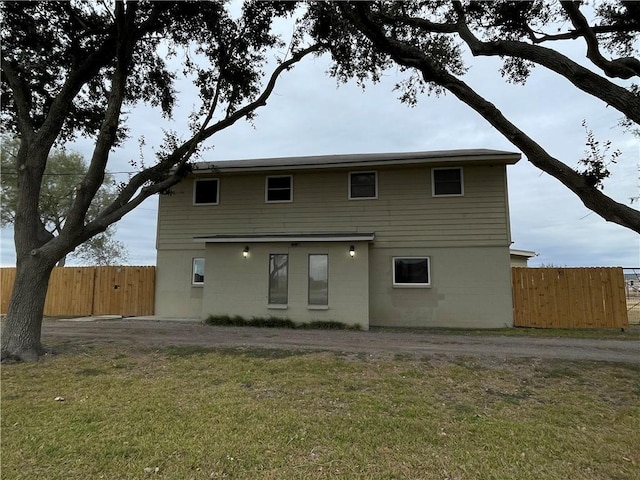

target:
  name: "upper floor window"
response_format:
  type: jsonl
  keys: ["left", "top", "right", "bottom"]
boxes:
{"left": 432, "top": 167, "right": 463, "bottom": 196}
{"left": 193, "top": 179, "right": 219, "bottom": 205}
{"left": 349, "top": 171, "right": 377, "bottom": 199}
{"left": 266, "top": 175, "right": 293, "bottom": 203}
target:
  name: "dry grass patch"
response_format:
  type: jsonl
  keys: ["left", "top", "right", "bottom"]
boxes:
{"left": 2, "top": 344, "right": 638, "bottom": 479}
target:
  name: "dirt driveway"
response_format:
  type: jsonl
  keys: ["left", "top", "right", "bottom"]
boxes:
{"left": 41, "top": 318, "right": 640, "bottom": 364}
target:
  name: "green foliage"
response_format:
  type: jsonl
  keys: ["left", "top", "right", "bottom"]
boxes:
{"left": 578, "top": 120, "right": 622, "bottom": 188}
{"left": 0, "top": 135, "right": 128, "bottom": 265}
{"left": 205, "top": 314, "right": 296, "bottom": 329}
{"left": 0, "top": 1, "right": 298, "bottom": 143}
{"left": 204, "top": 314, "right": 361, "bottom": 330}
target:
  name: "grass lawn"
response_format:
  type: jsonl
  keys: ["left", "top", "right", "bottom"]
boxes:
{"left": 2, "top": 343, "right": 638, "bottom": 480}
{"left": 375, "top": 326, "right": 640, "bottom": 340}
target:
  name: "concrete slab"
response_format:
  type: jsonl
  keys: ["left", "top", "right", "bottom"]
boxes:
{"left": 58, "top": 315, "right": 123, "bottom": 322}
{"left": 126, "top": 315, "right": 203, "bottom": 324}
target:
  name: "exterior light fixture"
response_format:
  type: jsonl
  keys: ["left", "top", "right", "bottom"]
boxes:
{"left": 243, "top": 246, "right": 250, "bottom": 258}
{"left": 349, "top": 245, "right": 355, "bottom": 258}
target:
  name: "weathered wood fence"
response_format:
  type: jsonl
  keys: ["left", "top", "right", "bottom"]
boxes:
{"left": 512, "top": 267, "right": 628, "bottom": 329}
{"left": 1, "top": 266, "right": 155, "bottom": 317}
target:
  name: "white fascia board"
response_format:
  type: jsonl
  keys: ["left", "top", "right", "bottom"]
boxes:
{"left": 509, "top": 249, "right": 537, "bottom": 258}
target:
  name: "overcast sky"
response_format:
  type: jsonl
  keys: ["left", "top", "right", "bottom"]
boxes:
{"left": 1, "top": 15, "right": 638, "bottom": 268}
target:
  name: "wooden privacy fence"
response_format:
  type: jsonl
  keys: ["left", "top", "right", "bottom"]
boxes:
{"left": 512, "top": 267, "right": 628, "bottom": 329}
{"left": 1, "top": 266, "right": 155, "bottom": 317}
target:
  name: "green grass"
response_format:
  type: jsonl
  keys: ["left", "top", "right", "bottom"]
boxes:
{"left": 2, "top": 344, "right": 639, "bottom": 480}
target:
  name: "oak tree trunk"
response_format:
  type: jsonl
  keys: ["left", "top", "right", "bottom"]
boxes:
{"left": 1, "top": 256, "right": 55, "bottom": 362}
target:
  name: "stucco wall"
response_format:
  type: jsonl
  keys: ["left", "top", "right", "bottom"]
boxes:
{"left": 201, "top": 241, "right": 370, "bottom": 329}
{"left": 510, "top": 255, "right": 530, "bottom": 268}
{"left": 369, "top": 246, "right": 513, "bottom": 328}
{"left": 155, "top": 249, "right": 205, "bottom": 318}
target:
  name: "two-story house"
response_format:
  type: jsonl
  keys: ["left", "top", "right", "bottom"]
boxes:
{"left": 155, "top": 149, "right": 521, "bottom": 329}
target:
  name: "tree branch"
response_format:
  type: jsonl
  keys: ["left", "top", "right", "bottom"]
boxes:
{"left": 450, "top": 7, "right": 640, "bottom": 124}
{"left": 376, "top": 11, "right": 458, "bottom": 34}
{"left": 61, "top": 43, "right": 323, "bottom": 249}
{"left": 529, "top": 24, "right": 640, "bottom": 44}
{"left": 560, "top": 0, "right": 640, "bottom": 79}
{"left": 0, "top": 59, "right": 35, "bottom": 140}
{"left": 344, "top": 4, "right": 640, "bottom": 233}
{"left": 62, "top": 1, "right": 137, "bottom": 236}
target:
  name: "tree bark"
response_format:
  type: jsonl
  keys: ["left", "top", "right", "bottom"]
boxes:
{"left": 1, "top": 255, "right": 56, "bottom": 362}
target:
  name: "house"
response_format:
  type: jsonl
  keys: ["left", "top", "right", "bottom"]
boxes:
{"left": 155, "top": 149, "right": 521, "bottom": 329}
{"left": 510, "top": 249, "right": 537, "bottom": 267}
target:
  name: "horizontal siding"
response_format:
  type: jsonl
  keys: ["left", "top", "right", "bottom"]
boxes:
{"left": 158, "top": 165, "right": 510, "bottom": 249}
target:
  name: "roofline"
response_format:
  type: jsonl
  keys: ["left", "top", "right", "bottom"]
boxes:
{"left": 194, "top": 233, "right": 375, "bottom": 243}
{"left": 510, "top": 249, "right": 537, "bottom": 258}
{"left": 191, "top": 149, "right": 521, "bottom": 174}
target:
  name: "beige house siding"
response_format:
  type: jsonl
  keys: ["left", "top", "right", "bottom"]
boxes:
{"left": 157, "top": 165, "right": 510, "bottom": 251}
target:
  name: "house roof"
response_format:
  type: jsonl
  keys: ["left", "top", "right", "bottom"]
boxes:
{"left": 191, "top": 149, "right": 521, "bottom": 174}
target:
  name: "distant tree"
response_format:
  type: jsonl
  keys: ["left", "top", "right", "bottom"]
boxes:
{"left": 304, "top": 0, "right": 639, "bottom": 232}
{"left": 1, "top": 1, "right": 320, "bottom": 361}
{"left": 1, "top": 137, "right": 128, "bottom": 266}
{"left": 72, "top": 229, "right": 129, "bottom": 266}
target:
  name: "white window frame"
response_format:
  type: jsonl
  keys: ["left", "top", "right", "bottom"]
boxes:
{"left": 348, "top": 171, "right": 378, "bottom": 200}
{"left": 192, "top": 257, "right": 205, "bottom": 286}
{"left": 193, "top": 178, "right": 220, "bottom": 205}
{"left": 431, "top": 167, "right": 464, "bottom": 197}
{"left": 392, "top": 257, "right": 431, "bottom": 287}
{"left": 265, "top": 175, "right": 293, "bottom": 203}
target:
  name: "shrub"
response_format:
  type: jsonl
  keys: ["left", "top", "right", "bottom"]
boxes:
{"left": 204, "top": 314, "right": 361, "bottom": 331}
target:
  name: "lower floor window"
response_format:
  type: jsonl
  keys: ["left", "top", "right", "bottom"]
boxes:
{"left": 192, "top": 258, "right": 205, "bottom": 285}
{"left": 393, "top": 257, "right": 430, "bottom": 286}
{"left": 308, "top": 254, "right": 328, "bottom": 306}
{"left": 269, "top": 254, "right": 288, "bottom": 304}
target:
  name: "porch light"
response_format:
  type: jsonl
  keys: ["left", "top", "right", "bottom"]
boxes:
{"left": 349, "top": 245, "right": 355, "bottom": 258}
{"left": 243, "top": 246, "right": 250, "bottom": 258}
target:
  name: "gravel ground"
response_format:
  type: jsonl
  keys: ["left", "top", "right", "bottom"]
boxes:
{"left": 41, "top": 317, "right": 640, "bottom": 364}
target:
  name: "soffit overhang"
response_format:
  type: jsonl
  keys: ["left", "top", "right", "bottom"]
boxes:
{"left": 194, "top": 233, "right": 375, "bottom": 243}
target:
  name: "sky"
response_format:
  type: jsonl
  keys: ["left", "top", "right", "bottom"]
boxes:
{"left": 1, "top": 12, "right": 639, "bottom": 268}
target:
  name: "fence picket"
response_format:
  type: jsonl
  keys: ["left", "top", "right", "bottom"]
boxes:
{"left": 0, "top": 266, "right": 155, "bottom": 317}
{"left": 512, "top": 267, "right": 628, "bottom": 329}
